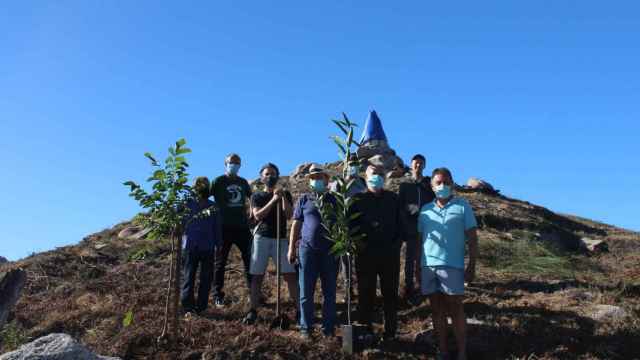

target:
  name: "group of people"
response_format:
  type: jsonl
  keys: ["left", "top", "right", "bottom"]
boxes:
{"left": 180, "top": 153, "right": 478, "bottom": 360}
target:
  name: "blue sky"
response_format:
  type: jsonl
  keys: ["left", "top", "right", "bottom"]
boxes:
{"left": 1, "top": 2, "right": 639, "bottom": 260}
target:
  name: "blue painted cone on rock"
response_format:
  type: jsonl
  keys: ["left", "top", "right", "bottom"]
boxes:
{"left": 359, "top": 110, "right": 388, "bottom": 146}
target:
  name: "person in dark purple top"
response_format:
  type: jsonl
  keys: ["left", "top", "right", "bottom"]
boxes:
{"left": 288, "top": 164, "right": 338, "bottom": 338}
{"left": 181, "top": 176, "right": 222, "bottom": 314}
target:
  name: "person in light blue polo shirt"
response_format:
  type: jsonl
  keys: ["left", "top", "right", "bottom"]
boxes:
{"left": 417, "top": 167, "right": 478, "bottom": 360}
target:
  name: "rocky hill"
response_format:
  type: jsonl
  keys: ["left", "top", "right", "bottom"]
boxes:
{"left": 1, "top": 171, "right": 639, "bottom": 359}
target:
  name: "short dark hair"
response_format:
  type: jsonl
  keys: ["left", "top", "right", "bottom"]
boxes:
{"left": 225, "top": 153, "right": 241, "bottom": 163}
{"left": 260, "top": 163, "right": 280, "bottom": 178}
{"left": 432, "top": 167, "right": 453, "bottom": 183}
{"left": 411, "top": 154, "right": 426, "bottom": 163}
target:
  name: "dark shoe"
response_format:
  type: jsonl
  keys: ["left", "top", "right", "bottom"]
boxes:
{"left": 195, "top": 306, "right": 207, "bottom": 315}
{"left": 402, "top": 287, "right": 415, "bottom": 300}
{"left": 214, "top": 297, "right": 225, "bottom": 308}
{"left": 382, "top": 333, "right": 396, "bottom": 343}
{"left": 321, "top": 329, "right": 335, "bottom": 338}
{"left": 181, "top": 306, "right": 196, "bottom": 315}
{"left": 243, "top": 309, "right": 258, "bottom": 325}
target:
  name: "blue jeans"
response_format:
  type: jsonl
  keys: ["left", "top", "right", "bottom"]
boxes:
{"left": 298, "top": 245, "right": 338, "bottom": 334}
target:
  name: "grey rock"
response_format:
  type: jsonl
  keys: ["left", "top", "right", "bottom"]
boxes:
{"left": 0, "top": 269, "right": 26, "bottom": 331}
{"left": 0, "top": 333, "right": 121, "bottom": 360}
{"left": 466, "top": 177, "right": 495, "bottom": 191}
{"left": 580, "top": 237, "right": 608, "bottom": 253}
{"left": 290, "top": 163, "right": 312, "bottom": 178}
{"left": 587, "top": 304, "right": 629, "bottom": 322}
{"left": 117, "top": 226, "right": 151, "bottom": 240}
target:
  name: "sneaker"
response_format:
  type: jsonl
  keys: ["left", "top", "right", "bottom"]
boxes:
{"left": 214, "top": 297, "right": 225, "bottom": 308}
{"left": 243, "top": 309, "right": 258, "bottom": 325}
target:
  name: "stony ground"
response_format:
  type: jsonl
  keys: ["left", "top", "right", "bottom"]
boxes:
{"left": 1, "top": 174, "right": 639, "bottom": 359}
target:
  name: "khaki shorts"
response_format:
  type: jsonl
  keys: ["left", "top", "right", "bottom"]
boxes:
{"left": 249, "top": 235, "right": 296, "bottom": 275}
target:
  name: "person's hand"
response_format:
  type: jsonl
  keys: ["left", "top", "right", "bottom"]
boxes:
{"left": 287, "top": 248, "right": 296, "bottom": 264}
{"left": 464, "top": 263, "right": 476, "bottom": 283}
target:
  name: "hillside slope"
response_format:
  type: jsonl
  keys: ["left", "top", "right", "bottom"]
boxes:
{"left": 1, "top": 173, "right": 639, "bottom": 359}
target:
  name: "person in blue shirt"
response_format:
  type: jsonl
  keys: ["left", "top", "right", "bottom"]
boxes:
{"left": 417, "top": 168, "right": 478, "bottom": 360}
{"left": 288, "top": 164, "right": 338, "bottom": 339}
{"left": 181, "top": 176, "right": 222, "bottom": 314}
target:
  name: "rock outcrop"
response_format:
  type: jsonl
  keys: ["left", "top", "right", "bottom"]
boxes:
{"left": 0, "top": 269, "right": 26, "bottom": 331}
{"left": 0, "top": 333, "right": 120, "bottom": 360}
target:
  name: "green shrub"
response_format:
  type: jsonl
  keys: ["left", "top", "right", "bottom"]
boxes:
{"left": 480, "top": 235, "right": 573, "bottom": 278}
{"left": 0, "top": 321, "right": 28, "bottom": 352}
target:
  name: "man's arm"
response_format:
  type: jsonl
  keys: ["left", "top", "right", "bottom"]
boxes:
{"left": 288, "top": 220, "right": 302, "bottom": 264}
{"left": 252, "top": 194, "right": 281, "bottom": 221}
{"left": 465, "top": 228, "right": 478, "bottom": 282}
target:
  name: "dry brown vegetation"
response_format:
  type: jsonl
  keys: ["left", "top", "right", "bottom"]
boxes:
{"left": 1, "top": 174, "right": 639, "bottom": 359}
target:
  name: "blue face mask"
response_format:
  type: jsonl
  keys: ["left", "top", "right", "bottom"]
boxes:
{"left": 434, "top": 184, "right": 452, "bottom": 199}
{"left": 226, "top": 163, "right": 240, "bottom": 175}
{"left": 310, "top": 179, "right": 326, "bottom": 193}
{"left": 367, "top": 174, "right": 384, "bottom": 190}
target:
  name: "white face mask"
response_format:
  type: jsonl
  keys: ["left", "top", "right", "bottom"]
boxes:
{"left": 434, "top": 184, "right": 452, "bottom": 199}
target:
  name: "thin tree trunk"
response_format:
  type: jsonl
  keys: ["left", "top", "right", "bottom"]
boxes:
{"left": 158, "top": 237, "right": 175, "bottom": 343}
{"left": 171, "top": 232, "right": 183, "bottom": 342}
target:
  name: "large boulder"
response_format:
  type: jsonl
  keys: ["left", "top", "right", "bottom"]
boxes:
{"left": 0, "top": 333, "right": 121, "bottom": 360}
{"left": 465, "top": 177, "right": 499, "bottom": 195}
{"left": 290, "top": 163, "right": 312, "bottom": 179}
{"left": 587, "top": 305, "right": 629, "bottom": 322}
{"left": 0, "top": 269, "right": 26, "bottom": 331}
{"left": 117, "top": 226, "right": 151, "bottom": 240}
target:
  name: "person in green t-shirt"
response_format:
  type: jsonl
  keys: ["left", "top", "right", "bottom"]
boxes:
{"left": 211, "top": 153, "right": 253, "bottom": 307}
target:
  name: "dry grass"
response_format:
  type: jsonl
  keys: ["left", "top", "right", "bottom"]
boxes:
{"left": 2, "top": 185, "right": 640, "bottom": 359}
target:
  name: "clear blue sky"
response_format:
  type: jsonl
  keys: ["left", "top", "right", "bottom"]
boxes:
{"left": 2, "top": 2, "right": 639, "bottom": 260}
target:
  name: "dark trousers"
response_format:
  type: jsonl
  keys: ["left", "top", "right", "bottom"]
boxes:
{"left": 404, "top": 233, "right": 419, "bottom": 291}
{"left": 299, "top": 246, "right": 339, "bottom": 333}
{"left": 213, "top": 226, "right": 252, "bottom": 299}
{"left": 181, "top": 249, "right": 215, "bottom": 312}
{"left": 356, "top": 246, "right": 401, "bottom": 336}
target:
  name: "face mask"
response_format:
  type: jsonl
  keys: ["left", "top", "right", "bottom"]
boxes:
{"left": 348, "top": 165, "right": 359, "bottom": 177}
{"left": 434, "top": 184, "right": 452, "bottom": 199}
{"left": 226, "top": 163, "right": 240, "bottom": 175}
{"left": 263, "top": 176, "right": 278, "bottom": 188}
{"left": 367, "top": 174, "right": 384, "bottom": 190}
{"left": 310, "top": 179, "right": 326, "bottom": 193}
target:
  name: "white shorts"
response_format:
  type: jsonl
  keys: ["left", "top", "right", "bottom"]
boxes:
{"left": 421, "top": 266, "right": 465, "bottom": 296}
{"left": 249, "top": 235, "right": 296, "bottom": 275}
